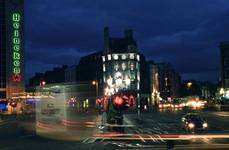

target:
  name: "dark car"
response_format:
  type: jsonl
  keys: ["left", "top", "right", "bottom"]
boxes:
{"left": 181, "top": 113, "right": 208, "bottom": 132}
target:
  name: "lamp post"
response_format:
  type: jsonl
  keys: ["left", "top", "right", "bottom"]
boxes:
{"left": 92, "top": 80, "right": 99, "bottom": 98}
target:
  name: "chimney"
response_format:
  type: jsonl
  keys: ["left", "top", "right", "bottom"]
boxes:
{"left": 104, "top": 26, "right": 110, "bottom": 53}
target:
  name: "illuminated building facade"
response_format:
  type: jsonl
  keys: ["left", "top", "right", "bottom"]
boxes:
{"left": 149, "top": 62, "right": 181, "bottom": 101}
{"left": 102, "top": 27, "right": 140, "bottom": 95}
{"left": 0, "top": 0, "right": 25, "bottom": 100}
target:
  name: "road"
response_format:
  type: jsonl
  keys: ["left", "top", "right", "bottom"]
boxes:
{"left": 0, "top": 109, "right": 229, "bottom": 150}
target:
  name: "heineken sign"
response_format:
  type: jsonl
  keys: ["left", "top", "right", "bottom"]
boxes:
{"left": 12, "top": 13, "right": 22, "bottom": 82}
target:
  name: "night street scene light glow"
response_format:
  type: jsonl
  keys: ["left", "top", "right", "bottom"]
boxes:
{"left": 0, "top": 0, "right": 229, "bottom": 150}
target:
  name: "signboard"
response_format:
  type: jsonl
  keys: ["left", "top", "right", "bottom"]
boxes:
{"left": 12, "top": 13, "right": 22, "bottom": 82}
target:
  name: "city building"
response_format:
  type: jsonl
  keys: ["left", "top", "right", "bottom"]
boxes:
{"left": 0, "top": 0, "right": 25, "bottom": 100}
{"left": 201, "top": 82, "right": 217, "bottom": 100}
{"left": 64, "top": 51, "right": 103, "bottom": 96}
{"left": 149, "top": 62, "right": 181, "bottom": 102}
{"left": 75, "top": 51, "right": 103, "bottom": 85}
{"left": 102, "top": 27, "right": 141, "bottom": 95}
{"left": 65, "top": 65, "right": 77, "bottom": 83}
{"left": 220, "top": 41, "right": 229, "bottom": 88}
{"left": 29, "top": 65, "right": 67, "bottom": 86}
{"left": 180, "top": 80, "right": 202, "bottom": 97}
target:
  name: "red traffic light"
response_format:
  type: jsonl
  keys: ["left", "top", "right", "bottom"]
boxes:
{"left": 113, "top": 96, "right": 124, "bottom": 106}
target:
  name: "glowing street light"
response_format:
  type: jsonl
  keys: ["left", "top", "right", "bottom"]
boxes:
{"left": 92, "top": 80, "right": 96, "bottom": 85}
{"left": 92, "top": 80, "right": 99, "bottom": 97}
{"left": 220, "top": 88, "right": 225, "bottom": 95}
{"left": 187, "top": 82, "right": 193, "bottom": 88}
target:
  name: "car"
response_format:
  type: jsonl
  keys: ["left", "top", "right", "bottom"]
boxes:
{"left": 181, "top": 113, "right": 208, "bottom": 132}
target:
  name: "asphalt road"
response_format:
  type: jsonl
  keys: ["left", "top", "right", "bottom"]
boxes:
{"left": 0, "top": 109, "right": 229, "bottom": 150}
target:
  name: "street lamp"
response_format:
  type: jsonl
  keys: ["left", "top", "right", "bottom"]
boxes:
{"left": 187, "top": 82, "right": 193, "bottom": 88}
{"left": 92, "top": 80, "right": 99, "bottom": 97}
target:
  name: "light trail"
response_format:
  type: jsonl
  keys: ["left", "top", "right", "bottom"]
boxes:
{"left": 93, "top": 133, "right": 229, "bottom": 141}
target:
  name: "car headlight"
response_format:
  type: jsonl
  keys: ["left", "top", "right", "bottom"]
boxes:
{"left": 203, "top": 122, "right": 208, "bottom": 128}
{"left": 188, "top": 123, "right": 195, "bottom": 129}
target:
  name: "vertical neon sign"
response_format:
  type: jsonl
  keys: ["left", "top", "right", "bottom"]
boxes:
{"left": 12, "top": 13, "right": 22, "bottom": 82}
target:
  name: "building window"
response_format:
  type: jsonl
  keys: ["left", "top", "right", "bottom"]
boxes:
{"left": 130, "top": 53, "right": 135, "bottom": 59}
{"left": 130, "top": 62, "right": 135, "bottom": 70}
{"left": 121, "top": 54, "right": 127, "bottom": 60}
{"left": 130, "top": 72, "right": 135, "bottom": 81}
{"left": 114, "top": 63, "right": 119, "bottom": 71}
{"left": 102, "top": 56, "right": 105, "bottom": 62}
{"left": 122, "top": 63, "right": 127, "bottom": 71}
{"left": 137, "top": 72, "right": 140, "bottom": 81}
{"left": 113, "top": 54, "right": 118, "bottom": 60}
{"left": 137, "top": 55, "right": 140, "bottom": 61}
{"left": 103, "top": 64, "right": 106, "bottom": 72}
{"left": 137, "top": 83, "right": 140, "bottom": 90}
{"left": 136, "top": 62, "right": 139, "bottom": 69}
{"left": 108, "top": 54, "right": 111, "bottom": 60}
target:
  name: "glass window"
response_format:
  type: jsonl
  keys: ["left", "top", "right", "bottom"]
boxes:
{"left": 136, "top": 62, "right": 139, "bottom": 69}
{"left": 130, "top": 72, "right": 135, "bottom": 81}
{"left": 102, "top": 56, "right": 105, "bottom": 62}
{"left": 137, "top": 54, "right": 140, "bottom": 61}
{"left": 114, "top": 63, "right": 119, "bottom": 71}
{"left": 113, "top": 54, "right": 118, "bottom": 60}
{"left": 122, "top": 63, "right": 127, "bottom": 71}
{"left": 130, "top": 62, "right": 135, "bottom": 70}
{"left": 130, "top": 53, "right": 135, "bottom": 59}
{"left": 121, "top": 54, "right": 127, "bottom": 60}
{"left": 103, "top": 64, "right": 106, "bottom": 72}
{"left": 108, "top": 54, "right": 111, "bottom": 60}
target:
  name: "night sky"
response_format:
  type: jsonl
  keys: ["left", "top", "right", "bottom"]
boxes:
{"left": 25, "top": 0, "right": 229, "bottom": 82}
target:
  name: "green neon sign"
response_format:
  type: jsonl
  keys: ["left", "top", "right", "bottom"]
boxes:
{"left": 12, "top": 13, "right": 22, "bottom": 80}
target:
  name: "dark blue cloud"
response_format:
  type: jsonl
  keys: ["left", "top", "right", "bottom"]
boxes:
{"left": 25, "top": 0, "right": 229, "bottom": 82}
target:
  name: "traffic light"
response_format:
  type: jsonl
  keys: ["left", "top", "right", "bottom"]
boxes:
{"left": 112, "top": 96, "right": 124, "bottom": 109}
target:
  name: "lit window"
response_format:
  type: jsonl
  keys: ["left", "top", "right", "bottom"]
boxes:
{"left": 102, "top": 56, "right": 105, "bottom": 62}
{"left": 113, "top": 54, "right": 118, "bottom": 60}
{"left": 103, "top": 64, "right": 106, "bottom": 72}
{"left": 107, "top": 76, "right": 113, "bottom": 86}
{"left": 114, "top": 63, "right": 119, "bottom": 71}
{"left": 136, "top": 62, "right": 139, "bottom": 69}
{"left": 122, "top": 63, "right": 127, "bottom": 71}
{"left": 108, "top": 54, "right": 111, "bottom": 60}
{"left": 130, "top": 63, "right": 135, "bottom": 70}
{"left": 122, "top": 54, "right": 127, "bottom": 60}
{"left": 130, "top": 53, "right": 135, "bottom": 59}
{"left": 130, "top": 72, "right": 135, "bottom": 81}
{"left": 115, "top": 72, "right": 122, "bottom": 79}
{"left": 137, "top": 55, "right": 140, "bottom": 61}
{"left": 137, "top": 72, "right": 140, "bottom": 81}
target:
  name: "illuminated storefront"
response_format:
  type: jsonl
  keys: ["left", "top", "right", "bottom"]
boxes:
{"left": 102, "top": 53, "right": 140, "bottom": 94}
{"left": 102, "top": 28, "right": 141, "bottom": 95}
